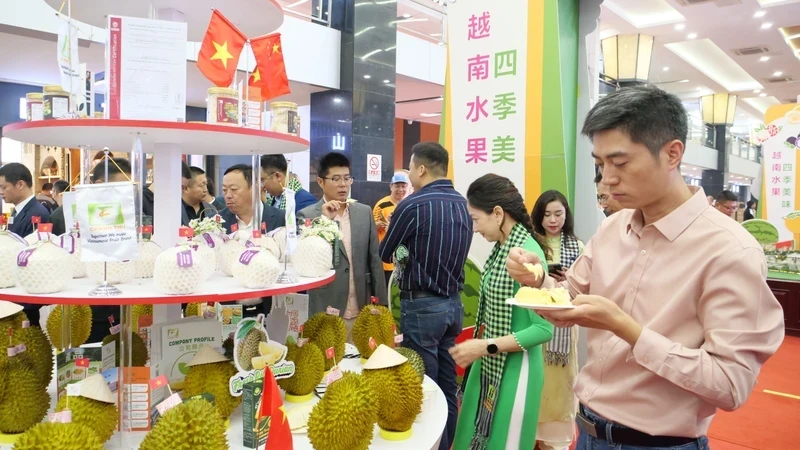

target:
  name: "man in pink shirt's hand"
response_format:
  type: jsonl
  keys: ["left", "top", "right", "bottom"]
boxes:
{"left": 507, "top": 86, "right": 785, "bottom": 450}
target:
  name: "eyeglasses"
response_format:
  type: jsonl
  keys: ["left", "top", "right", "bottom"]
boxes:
{"left": 323, "top": 176, "right": 353, "bottom": 185}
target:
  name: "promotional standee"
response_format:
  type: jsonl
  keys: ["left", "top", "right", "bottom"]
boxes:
{"left": 747, "top": 104, "right": 800, "bottom": 275}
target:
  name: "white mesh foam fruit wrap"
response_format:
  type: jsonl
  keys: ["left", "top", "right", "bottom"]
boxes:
{"left": 194, "top": 232, "right": 225, "bottom": 270}
{"left": 86, "top": 260, "right": 135, "bottom": 284}
{"left": 271, "top": 227, "right": 287, "bottom": 262}
{"left": 220, "top": 239, "right": 246, "bottom": 276}
{"left": 135, "top": 240, "right": 162, "bottom": 279}
{"left": 153, "top": 246, "right": 205, "bottom": 294}
{"left": 190, "top": 242, "right": 216, "bottom": 280}
{"left": 0, "top": 232, "right": 26, "bottom": 288}
{"left": 58, "top": 233, "right": 87, "bottom": 279}
{"left": 232, "top": 248, "right": 281, "bottom": 289}
{"left": 246, "top": 236, "right": 281, "bottom": 260}
{"left": 292, "top": 235, "right": 333, "bottom": 277}
{"left": 24, "top": 232, "right": 58, "bottom": 246}
{"left": 14, "top": 241, "right": 73, "bottom": 294}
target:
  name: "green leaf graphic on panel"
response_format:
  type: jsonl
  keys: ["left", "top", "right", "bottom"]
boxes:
{"left": 87, "top": 203, "right": 124, "bottom": 226}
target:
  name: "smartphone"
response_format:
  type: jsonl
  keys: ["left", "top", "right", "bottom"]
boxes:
{"left": 548, "top": 263, "right": 563, "bottom": 274}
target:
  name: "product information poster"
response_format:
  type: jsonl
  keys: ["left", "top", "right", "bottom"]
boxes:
{"left": 75, "top": 182, "right": 139, "bottom": 262}
{"left": 106, "top": 15, "right": 187, "bottom": 122}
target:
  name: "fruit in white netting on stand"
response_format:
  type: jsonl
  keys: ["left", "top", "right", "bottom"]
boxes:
{"left": 153, "top": 245, "right": 205, "bottom": 294}
{"left": 86, "top": 261, "right": 135, "bottom": 285}
{"left": 24, "top": 231, "right": 57, "bottom": 247}
{"left": 292, "top": 235, "right": 333, "bottom": 277}
{"left": 58, "top": 231, "right": 87, "bottom": 279}
{"left": 246, "top": 235, "right": 281, "bottom": 260}
{"left": 190, "top": 242, "right": 216, "bottom": 280}
{"left": 219, "top": 238, "right": 245, "bottom": 277}
{"left": 194, "top": 232, "right": 224, "bottom": 271}
{"left": 231, "top": 248, "right": 281, "bottom": 289}
{"left": 135, "top": 240, "right": 162, "bottom": 279}
{"left": 14, "top": 242, "right": 72, "bottom": 294}
{"left": 0, "top": 230, "right": 26, "bottom": 288}
{"left": 271, "top": 227, "right": 287, "bottom": 262}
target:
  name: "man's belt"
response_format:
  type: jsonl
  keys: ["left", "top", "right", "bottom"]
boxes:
{"left": 399, "top": 291, "right": 440, "bottom": 301}
{"left": 577, "top": 405, "right": 698, "bottom": 448}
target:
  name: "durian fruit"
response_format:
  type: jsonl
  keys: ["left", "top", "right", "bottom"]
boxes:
{"left": 231, "top": 248, "right": 281, "bottom": 289}
{"left": 222, "top": 334, "right": 234, "bottom": 359}
{"left": 10, "top": 325, "right": 54, "bottom": 389}
{"left": 131, "top": 304, "right": 153, "bottom": 334}
{"left": 13, "top": 422, "right": 103, "bottom": 450}
{"left": 219, "top": 238, "right": 246, "bottom": 276}
{"left": 55, "top": 395, "right": 117, "bottom": 443}
{"left": 0, "top": 310, "right": 28, "bottom": 331}
{"left": 184, "top": 302, "right": 203, "bottom": 318}
{"left": 182, "top": 361, "right": 241, "bottom": 419}
{"left": 0, "top": 356, "right": 50, "bottom": 434}
{"left": 139, "top": 399, "right": 229, "bottom": 450}
{"left": 86, "top": 260, "right": 135, "bottom": 285}
{"left": 351, "top": 304, "right": 395, "bottom": 359}
{"left": 46, "top": 305, "right": 92, "bottom": 350}
{"left": 304, "top": 313, "right": 347, "bottom": 371}
{"left": 292, "top": 235, "right": 333, "bottom": 277}
{"left": 363, "top": 362, "right": 423, "bottom": 435}
{"left": 307, "top": 372, "right": 378, "bottom": 450}
{"left": 277, "top": 337, "right": 325, "bottom": 402}
{"left": 0, "top": 230, "right": 26, "bottom": 287}
{"left": 235, "top": 325, "right": 267, "bottom": 371}
{"left": 395, "top": 347, "right": 426, "bottom": 383}
{"left": 102, "top": 331, "right": 149, "bottom": 367}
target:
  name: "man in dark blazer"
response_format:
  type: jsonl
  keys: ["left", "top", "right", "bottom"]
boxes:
{"left": 181, "top": 165, "right": 217, "bottom": 226}
{"left": 0, "top": 162, "right": 52, "bottom": 326}
{"left": 217, "top": 164, "right": 286, "bottom": 235}
{"left": 297, "top": 153, "right": 387, "bottom": 338}
{"left": 260, "top": 154, "right": 317, "bottom": 213}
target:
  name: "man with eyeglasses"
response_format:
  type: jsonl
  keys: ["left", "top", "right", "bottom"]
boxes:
{"left": 260, "top": 154, "right": 317, "bottom": 213}
{"left": 595, "top": 171, "right": 622, "bottom": 217}
{"left": 298, "top": 152, "right": 387, "bottom": 334}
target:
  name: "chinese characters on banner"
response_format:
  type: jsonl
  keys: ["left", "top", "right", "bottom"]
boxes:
{"left": 760, "top": 110, "right": 798, "bottom": 245}
{"left": 448, "top": 0, "right": 528, "bottom": 196}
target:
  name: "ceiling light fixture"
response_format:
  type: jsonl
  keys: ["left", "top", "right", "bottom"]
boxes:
{"left": 383, "top": 79, "right": 390, "bottom": 83}
{"left": 759, "top": 93, "right": 767, "bottom": 97}
{"left": 675, "top": 24, "right": 685, "bottom": 31}
{"left": 774, "top": 71, "right": 783, "bottom": 76}
{"left": 754, "top": 89, "right": 762, "bottom": 93}
{"left": 663, "top": 66, "right": 669, "bottom": 71}
{"left": 334, "top": 97, "right": 342, "bottom": 103}
{"left": 420, "top": 112, "right": 442, "bottom": 117}
{"left": 402, "top": 13, "right": 411, "bottom": 18}
{"left": 761, "top": 23, "right": 773, "bottom": 29}
{"left": 687, "top": 33, "right": 697, "bottom": 39}
{"left": 754, "top": 11, "right": 766, "bottom": 18}
{"left": 760, "top": 56, "right": 770, "bottom": 62}
{"left": 364, "top": 74, "right": 371, "bottom": 79}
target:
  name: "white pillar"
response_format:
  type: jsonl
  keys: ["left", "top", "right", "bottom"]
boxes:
{"left": 152, "top": 143, "right": 183, "bottom": 324}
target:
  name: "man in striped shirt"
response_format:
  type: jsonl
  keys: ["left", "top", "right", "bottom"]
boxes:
{"left": 379, "top": 142, "right": 472, "bottom": 450}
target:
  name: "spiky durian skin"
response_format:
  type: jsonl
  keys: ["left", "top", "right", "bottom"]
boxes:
{"left": 184, "top": 302, "right": 202, "bottom": 318}
{"left": 277, "top": 341, "right": 324, "bottom": 396}
{"left": 46, "top": 305, "right": 92, "bottom": 350}
{"left": 307, "top": 372, "right": 378, "bottom": 450}
{"left": 222, "top": 334, "right": 234, "bottom": 360}
{"left": 0, "top": 357, "right": 50, "bottom": 434}
{"left": 235, "top": 327, "right": 266, "bottom": 371}
{"left": 55, "top": 395, "right": 118, "bottom": 443}
{"left": 139, "top": 399, "right": 229, "bottom": 450}
{"left": 13, "top": 422, "right": 103, "bottom": 450}
{"left": 304, "top": 313, "right": 346, "bottom": 371}
{"left": 0, "top": 311, "right": 28, "bottom": 331}
{"left": 394, "top": 347, "right": 426, "bottom": 382}
{"left": 351, "top": 305, "right": 395, "bottom": 358}
{"left": 131, "top": 304, "right": 153, "bottom": 334}
{"left": 11, "top": 326, "right": 54, "bottom": 389}
{"left": 363, "top": 362, "right": 423, "bottom": 432}
{"left": 102, "top": 331, "right": 149, "bottom": 367}
{"left": 182, "top": 361, "right": 241, "bottom": 419}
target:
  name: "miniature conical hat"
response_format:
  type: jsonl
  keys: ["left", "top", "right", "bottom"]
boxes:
{"left": 0, "top": 301, "right": 23, "bottom": 320}
{"left": 188, "top": 345, "right": 228, "bottom": 367}
{"left": 363, "top": 344, "right": 408, "bottom": 370}
{"left": 80, "top": 373, "right": 115, "bottom": 404}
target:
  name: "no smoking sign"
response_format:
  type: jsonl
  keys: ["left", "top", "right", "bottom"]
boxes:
{"left": 367, "top": 154, "right": 382, "bottom": 182}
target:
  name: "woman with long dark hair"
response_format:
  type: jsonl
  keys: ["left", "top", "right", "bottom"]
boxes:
{"left": 450, "top": 174, "right": 553, "bottom": 450}
{"left": 530, "top": 190, "right": 583, "bottom": 450}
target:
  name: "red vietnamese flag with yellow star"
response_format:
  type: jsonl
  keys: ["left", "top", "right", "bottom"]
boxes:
{"left": 197, "top": 10, "right": 247, "bottom": 87}
{"left": 249, "top": 33, "right": 291, "bottom": 101}
{"left": 259, "top": 366, "right": 293, "bottom": 450}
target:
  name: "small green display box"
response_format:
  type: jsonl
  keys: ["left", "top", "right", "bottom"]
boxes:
{"left": 242, "top": 381, "right": 269, "bottom": 449}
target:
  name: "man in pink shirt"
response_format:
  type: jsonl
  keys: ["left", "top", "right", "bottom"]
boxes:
{"left": 507, "top": 86, "right": 784, "bottom": 449}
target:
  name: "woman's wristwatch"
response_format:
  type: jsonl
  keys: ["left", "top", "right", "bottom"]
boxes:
{"left": 486, "top": 338, "right": 499, "bottom": 356}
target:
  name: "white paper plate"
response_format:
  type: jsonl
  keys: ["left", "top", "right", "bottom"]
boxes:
{"left": 505, "top": 298, "right": 575, "bottom": 310}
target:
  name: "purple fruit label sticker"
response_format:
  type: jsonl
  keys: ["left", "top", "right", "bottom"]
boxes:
{"left": 245, "top": 240, "right": 256, "bottom": 248}
{"left": 220, "top": 233, "right": 230, "bottom": 243}
{"left": 17, "top": 249, "right": 34, "bottom": 267}
{"left": 60, "top": 235, "right": 75, "bottom": 254}
{"left": 203, "top": 233, "right": 215, "bottom": 248}
{"left": 238, "top": 249, "right": 259, "bottom": 266}
{"left": 177, "top": 250, "right": 193, "bottom": 268}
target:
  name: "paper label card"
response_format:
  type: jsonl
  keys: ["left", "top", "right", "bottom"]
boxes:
{"left": 326, "top": 306, "right": 340, "bottom": 316}
{"left": 394, "top": 334, "right": 403, "bottom": 344}
{"left": 155, "top": 392, "right": 183, "bottom": 416}
{"left": 297, "top": 338, "right": 308, "bottom": 348}
{"left": 66, "top": 383, "right": 81, "bottom": 396}
{"left": 239, "top": 249, "right": 259, "bottom": 265}
{"left": 324, "top": 367, "right": 343, "bottom": 386}
{"left": 49, "top": 410, "right": 72, "bottom": 423}
{"left": 109, "top": 324, "right": 121, "bottom": 335}
{"left": 177, "top": 250, "right": 193, "bottom": 268}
